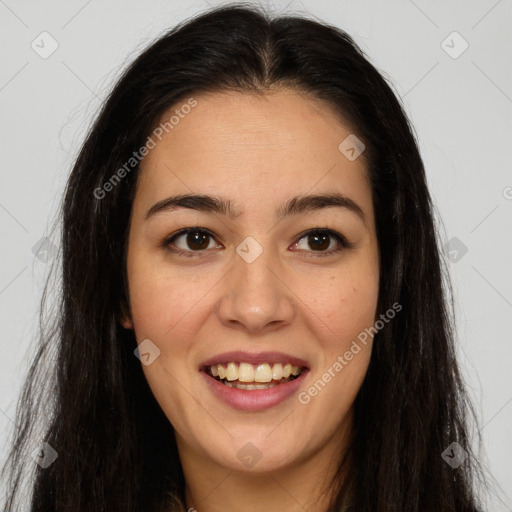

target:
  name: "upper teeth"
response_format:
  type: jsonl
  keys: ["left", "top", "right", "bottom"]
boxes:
{"left": 209, "top": 362, "right": 302, "bottom": 382}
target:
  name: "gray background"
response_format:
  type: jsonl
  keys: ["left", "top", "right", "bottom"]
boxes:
{"left": 1, "top": 0, "right": 511, "bottom": 509}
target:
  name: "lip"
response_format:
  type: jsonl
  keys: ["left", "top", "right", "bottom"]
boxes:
{"left": 199, "top": 351, "right": 311, "bottom": 412}
{"left": 200, "top": 367, "right": 310, "bottom": 412}
{"left": 200, "top": 350, "right": 310, "bottom": 370}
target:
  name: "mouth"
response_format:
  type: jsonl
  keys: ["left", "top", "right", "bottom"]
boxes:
{"left": 205, "top": 361, "right": 305, "bottom": 390}
{"left": 199, "top": 351, "right": 310, "bottom": 411}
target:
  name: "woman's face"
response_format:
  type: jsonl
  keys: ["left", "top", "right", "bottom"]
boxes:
{"left": 124, "top": 89, "right": 380, "bottom": 476}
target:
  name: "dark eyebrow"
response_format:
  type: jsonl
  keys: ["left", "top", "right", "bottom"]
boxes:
{"left": 145, "top": 192, "right": 366, "bottom": 225}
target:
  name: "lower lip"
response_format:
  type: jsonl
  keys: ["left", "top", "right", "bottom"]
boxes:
{"left": 200, "top": 370, "right": 309, "bottom": 412}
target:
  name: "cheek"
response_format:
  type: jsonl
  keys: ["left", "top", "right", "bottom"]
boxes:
{"left": 126, "top": 264, "right": 212, "bottom": 429}
{"left": 307, "top": 267, "right": 379, "bottom": 346}
{"left": 127, "top": 254, "right": 212, "bottom": 340}
{"left": 296, "top": 275, "right": 377, "bottom": 435}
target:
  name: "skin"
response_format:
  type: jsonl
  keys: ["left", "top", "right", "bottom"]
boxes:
{"left": 122, "top": 88, "right": 380, "bottom": 511}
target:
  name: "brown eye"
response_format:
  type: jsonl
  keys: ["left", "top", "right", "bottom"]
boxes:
{"left": 293, "top": 229, "right": 349, "bottom": 255}
{"left": 184, "top": 231, "right": 210, "bottom": 250}
{"left": 306, "top": 232, "right": 330, "bottom": 251}
{"left": 166, "top": 228, "right": 219, "bottom": 253}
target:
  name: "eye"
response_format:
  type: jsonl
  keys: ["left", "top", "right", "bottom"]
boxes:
{"left": 162, "top": 227, "right": 351, "bottom": 258}
{"left": 163, "top": 228, "right": 221, "bottom": 256}
{"left": 291, "top": 229, "right": 350, "bottom": 256}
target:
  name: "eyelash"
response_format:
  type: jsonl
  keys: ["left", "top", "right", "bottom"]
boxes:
{"left": 161, "top": 227, "right": 352, "bottom": 258}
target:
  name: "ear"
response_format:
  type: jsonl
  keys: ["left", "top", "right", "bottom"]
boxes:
{"left": 118, "top": 300, "right": 134, "bottom": 329}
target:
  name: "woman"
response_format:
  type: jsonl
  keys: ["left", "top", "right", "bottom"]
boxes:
{"left": 2, "top": 4, "right": 486, "bottom": 511}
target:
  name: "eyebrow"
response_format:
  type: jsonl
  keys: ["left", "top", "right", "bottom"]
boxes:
{"left": 145, "top": 192, "right": 366, "bottom": 225}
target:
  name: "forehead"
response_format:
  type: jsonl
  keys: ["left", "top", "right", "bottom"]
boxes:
{"left": 135, "top": 89, "right": 373, "bottom": 221}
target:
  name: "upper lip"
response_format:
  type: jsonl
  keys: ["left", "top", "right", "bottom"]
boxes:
{"left": 200, "top": 351, "right": 310, "bottom": 370}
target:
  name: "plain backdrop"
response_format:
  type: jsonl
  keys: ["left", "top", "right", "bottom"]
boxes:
{"left": 1, "top": 0, "right": 511, "bottom": 509}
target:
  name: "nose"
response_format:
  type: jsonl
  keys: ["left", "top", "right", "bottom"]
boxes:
{"left": 216, "top": 245, "right": 295, "bottom": 334}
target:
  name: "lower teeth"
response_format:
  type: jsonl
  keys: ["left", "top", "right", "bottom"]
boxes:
{"left": 219, "top": 375, "right": 298, "bottom": 390}
{"left": 224, "top": 381, "right": 277, "bottom": 390}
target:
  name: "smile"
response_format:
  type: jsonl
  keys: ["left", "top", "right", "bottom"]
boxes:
{"left": 200, "top": 352, "right": 310, "bottom": 411}
{"left": 207, "top": 361, "right": 303, "bottom": 390}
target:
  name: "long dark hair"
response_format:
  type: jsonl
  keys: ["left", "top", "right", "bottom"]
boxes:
{"left": 2, "top": 3, "right": 486, "bottom": 511}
